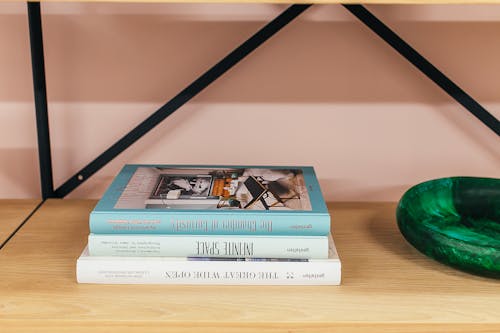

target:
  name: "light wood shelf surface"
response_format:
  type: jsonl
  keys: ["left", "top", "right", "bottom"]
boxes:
{"left": 0, "top": 199, "right": 40, "bottom": 246}
{"left": 17, "top": 1, "right": 500, "bottom": 4}
{"left": 0, "top": 199, "right": 498, "bottom": 333}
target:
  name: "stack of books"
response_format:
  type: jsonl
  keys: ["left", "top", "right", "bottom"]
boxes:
{"left": 76, "top": 165, "right": 341, "bottom": 285}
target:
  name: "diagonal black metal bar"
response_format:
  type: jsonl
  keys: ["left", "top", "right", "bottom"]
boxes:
{"left": 54, "top": 4, "right": 311, "bottom": 198}
{"left": 27, "top": 2, "right": 55, "bottom": 199}
{"left": 344, "top": 4, "right": 500, "bottom": 136}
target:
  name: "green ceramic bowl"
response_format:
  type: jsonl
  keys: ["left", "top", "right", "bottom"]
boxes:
{"left": 396, "top": 177, "right": 500, "bottom": 278}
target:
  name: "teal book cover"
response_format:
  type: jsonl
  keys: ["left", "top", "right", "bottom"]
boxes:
{"left": 89, "top": 164, "right": 330, "bottom": 235}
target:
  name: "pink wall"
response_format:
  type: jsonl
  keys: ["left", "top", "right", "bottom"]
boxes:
{"left": 0, "top": 3, "right": 499, "bottom": 201}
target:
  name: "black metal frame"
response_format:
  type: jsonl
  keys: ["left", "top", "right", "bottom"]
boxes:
{"left": 27, "top": 3, "right": 499, "bottom": 199}
{"left": 27, "top": 2, "right": 54, "bottom": 199}
{"left": 344, "top": 5, "right": 500, "bottom": 136}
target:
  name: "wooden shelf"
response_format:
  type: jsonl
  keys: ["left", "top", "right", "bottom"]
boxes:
{"left": 17, "top": 1, "right": 500, "bottom": 4}
{"left": 0, "top": 200, "right": 40, "bottom": 245}
{"left": 0, "top": 199, "right": 498, "bottom": 332}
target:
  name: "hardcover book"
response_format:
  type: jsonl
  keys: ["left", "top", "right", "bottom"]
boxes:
{"left": 77, "top": 235, "right": 341, "bottom": 285}
{"left": 87, "top": 233, "right": 329, "bottom": 259}
{"left": 89, "top": 165, "right": 330, "bottom": 235}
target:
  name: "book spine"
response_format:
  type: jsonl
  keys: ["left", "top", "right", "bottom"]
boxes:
{"left": 87, "top": 234, "right": 329, "bottom": 259}
{"left": 89, "top": 212, "right": 331, "bottom": 236}
{"left": 76, "top": 258, "right": 341, "bottom": 285}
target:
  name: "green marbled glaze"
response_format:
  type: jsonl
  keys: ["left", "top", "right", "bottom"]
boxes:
{"left": 396, "top": 177, "right": 500, "bottom": 278}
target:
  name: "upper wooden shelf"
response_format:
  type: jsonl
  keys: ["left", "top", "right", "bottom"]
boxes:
{"left": 20, "top": 1, "right": 500, "bottom": 4}
{"left": 0, "top": 199, "right": 498, "bottom": 333}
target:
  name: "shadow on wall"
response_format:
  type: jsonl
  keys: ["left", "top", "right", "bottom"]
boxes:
{"left": 434, "top": 103, "right": 500, "bottom": 162}
{"left": 1, "top": 14, "right": 500, "bottom": 104}
{"left": 0, "top": 6, "right": 498, "bottom": 200}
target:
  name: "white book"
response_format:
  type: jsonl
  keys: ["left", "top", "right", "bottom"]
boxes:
{"left": 76, "top": 235, "right": 341, "bottom": 285}
{"left": 87, "top": 233, "right": 329, "bottom": 259}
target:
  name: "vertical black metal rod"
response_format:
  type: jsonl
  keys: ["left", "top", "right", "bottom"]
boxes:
{"left": 54, "top": 4, "right": 311, "bottom": 198}
{"left": 27, "top": 2, "right": 55, "bottom": 199}
{"left": 344, "top": 5, "right": 500, "bottom": 136}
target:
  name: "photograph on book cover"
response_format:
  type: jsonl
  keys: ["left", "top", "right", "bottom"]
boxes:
{"left": 114, "top": 166, "right": 312, "bottom": 211}
{"left": 151, "top": 174, "right": 213, "bottom": 198}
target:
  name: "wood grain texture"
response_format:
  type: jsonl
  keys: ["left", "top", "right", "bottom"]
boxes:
{"left": 0, "top": 199, "right": 40, "bottom": 246}
{"left": 0, "top": 199, "right": 498, "bottom": 332}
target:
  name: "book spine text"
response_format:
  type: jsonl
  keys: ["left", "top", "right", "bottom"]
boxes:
{"left": 77, "top": 259, "right": 341, "bottom": 285}
{"left": 88, "top": 234, "right": 329, "bottom": 259}
{"left": 89, "top": 213, "right": 330, "bottom": 236}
